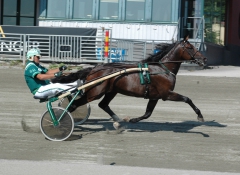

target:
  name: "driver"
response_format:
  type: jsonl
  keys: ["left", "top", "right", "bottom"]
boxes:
{"left": 24, "top": 48, "right": 77, "bottom": 99}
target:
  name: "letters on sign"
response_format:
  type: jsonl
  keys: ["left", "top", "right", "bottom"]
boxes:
{"left": 0, "top": 41, "right": 40, "bottom": 52}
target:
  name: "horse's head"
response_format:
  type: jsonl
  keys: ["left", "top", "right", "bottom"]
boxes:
{"left": 179, "top": 40, "right": 207, "bottom": 66}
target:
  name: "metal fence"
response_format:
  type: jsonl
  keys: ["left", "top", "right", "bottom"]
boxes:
{"left": 0, "top": 31, "right": 204, "bottom": 65}
{"left": 0, "top": 32, "right": 106, "bottom": 64}
{"left": 0, "top": 33, "right": 24, "bottom": 60}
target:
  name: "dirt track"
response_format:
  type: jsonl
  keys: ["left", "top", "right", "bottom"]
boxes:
{"left": 0, "top": 66, "right": 240, "bottom": 174}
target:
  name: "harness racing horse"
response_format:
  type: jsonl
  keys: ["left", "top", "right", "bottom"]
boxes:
{"left": 53, "top": 39, "right": 207, "bottom": 127}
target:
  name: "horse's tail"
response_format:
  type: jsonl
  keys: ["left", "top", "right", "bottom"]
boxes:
{"left": 51, "top": 67, "right": 93, "bottom": 83}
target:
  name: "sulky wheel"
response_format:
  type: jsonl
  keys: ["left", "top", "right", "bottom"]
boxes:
{"left": 58, "top": 96, "right": 91, "bottom": 126}
{"left": 40, "top": 107, "right": 74, "bottom": 141}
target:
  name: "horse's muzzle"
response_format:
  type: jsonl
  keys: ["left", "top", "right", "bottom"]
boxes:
{"left": 203, "top": 57, "right": 207, "bottom": 66}
{"left": 194, "top": 57, "right": 207, "bottom": 66}
{"left": 203, "top": 57, "right": 207, "bottom": 64}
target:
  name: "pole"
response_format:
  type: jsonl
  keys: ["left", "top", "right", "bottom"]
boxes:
{"left": 104, "top": 30, "right": 109, "bottom": 63}
{"left": 0, "top": 26, "right": 5, "bottom": 38}
{"left": 58, "top": 68, "right": 149, "bottom": 99}
{"left": 23, "top": 34, "right": 26, "bottom": 66}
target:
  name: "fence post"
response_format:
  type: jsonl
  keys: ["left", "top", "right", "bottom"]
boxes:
{"left": 104, "top": 30, "right": 109, "bottom": 63}
{"left": 23, "top": 34, "right": 26, "bottom": 66}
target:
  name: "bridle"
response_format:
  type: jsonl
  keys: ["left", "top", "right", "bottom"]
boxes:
{"left": 160, "top": 41, "right": 201, "bottom": 64}
{"left": 157, "top": 41, "right": 204, "bottom": 76}
{"left": 181, "top": 41, "right": 203, "bottom": 65}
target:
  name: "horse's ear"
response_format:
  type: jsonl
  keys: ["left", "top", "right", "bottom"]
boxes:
{"left": 183, "top": 34, "right": 189, "bottom": 42}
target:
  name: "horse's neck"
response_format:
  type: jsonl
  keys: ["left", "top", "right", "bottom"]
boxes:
{"left": 161, "top": 45, "right": 182, "bottom": 75}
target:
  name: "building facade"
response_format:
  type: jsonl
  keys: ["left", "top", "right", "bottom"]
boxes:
{"left": 0, "top": 0, "right": 239, "bottom": 65}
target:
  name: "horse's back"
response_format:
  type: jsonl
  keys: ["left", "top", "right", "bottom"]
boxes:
{"left": 85, "top": 63, "right": 175, "bottom": 99}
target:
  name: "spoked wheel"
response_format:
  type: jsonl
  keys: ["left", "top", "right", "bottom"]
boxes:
{"left": 40, "top": 107, "right": 74, "bottom": 141}
{"left": 59, "top": 96, "right": 91, "bottom": 126}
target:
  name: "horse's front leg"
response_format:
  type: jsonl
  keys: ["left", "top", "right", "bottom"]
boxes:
{"left": 98, "top": 92, "right": 122, "bottom": 122}
{"left": 165, "top": 91, "right": 204, "bottom": 122}
{"left": 128, "top": 99, "right": 158, "bottom": 123}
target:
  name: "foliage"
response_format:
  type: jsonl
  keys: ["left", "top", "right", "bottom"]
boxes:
{"left": 204, "top": 0, "right": 225, "bottom": 45}
{"left": 49, "top": 63, "right": 65, "bottom": 69}
{"left": 9, "top": 60, "right": 22, "bottom": 66}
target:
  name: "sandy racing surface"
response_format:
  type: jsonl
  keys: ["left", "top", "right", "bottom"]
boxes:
{"left": 0, "top": 65, "right": 240, "bottom": 174}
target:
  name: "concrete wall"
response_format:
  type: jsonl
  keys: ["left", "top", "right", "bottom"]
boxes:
{"left": 203, "top": 44, "right": 240, "bottom": 66}
{"left": 203, "top": 43, "right": 224, "bottom": 65}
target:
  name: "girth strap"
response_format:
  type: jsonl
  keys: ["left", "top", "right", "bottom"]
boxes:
{"left": 138, "top": 63, "right": 151, "bottom": 99}
{"left": 138, "top": 63, "right": 151, "bottom": 85}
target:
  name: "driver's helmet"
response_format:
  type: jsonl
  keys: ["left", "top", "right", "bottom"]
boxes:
{"left": 27, "top": 48, "right": 41, "bottom": 61}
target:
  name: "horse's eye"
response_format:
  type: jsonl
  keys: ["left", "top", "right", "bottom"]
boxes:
{"left": 187, "top": 45, "right": 193, "bottom": 49}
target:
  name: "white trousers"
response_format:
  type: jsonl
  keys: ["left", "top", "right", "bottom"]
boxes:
{"left": 34, "top": 82, "right": 77, "bottom": 98}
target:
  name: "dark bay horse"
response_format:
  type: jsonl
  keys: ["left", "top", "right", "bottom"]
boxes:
{"left": 53, "top": 40, "right": 207, "bottom": 125}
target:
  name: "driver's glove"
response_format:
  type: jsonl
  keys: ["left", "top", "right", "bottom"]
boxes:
{"left": 54, "top": 71, "right": 63, "bottom": 77}
{"left": 59, "top": 65, "right": 67, "bottom": 71}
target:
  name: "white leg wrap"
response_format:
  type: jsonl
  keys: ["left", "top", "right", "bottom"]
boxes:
{"left": 111, "top": 114, "right": 123, "bottom": 122}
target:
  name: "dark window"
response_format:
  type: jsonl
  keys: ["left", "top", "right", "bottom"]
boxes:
{"left": 1, "top": 0, "right": 36, "bottom": 26}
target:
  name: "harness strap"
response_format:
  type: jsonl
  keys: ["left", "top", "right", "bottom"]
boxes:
{"left": 144, "top": 84, "right": 149, "bottom": 99}
{"left": 159, "top": 61, "right": 176, "bottom": 77}
{"left": 138, "top": 63, "right": 151, "bottom": 85}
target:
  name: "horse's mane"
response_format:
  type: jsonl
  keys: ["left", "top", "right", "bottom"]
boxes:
{"left": 142, "top": 42, "right": 177, "bottom": 63}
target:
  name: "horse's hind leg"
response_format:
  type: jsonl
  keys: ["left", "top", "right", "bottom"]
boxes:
{"left": 98, "top": 92, "right": 122, "bottom": 122}
{"left": 69, "top": 93, "right": 88, "bottom": 112}
{"left": 129, "top": 99, "right": 159, "bottom": 123}
{"left": 166, "top": 91, "right": 204, "bottom": 122}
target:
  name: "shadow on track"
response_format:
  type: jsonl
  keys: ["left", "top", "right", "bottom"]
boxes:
{"left": 70, "top": 119, "right": 226, "bottom": 140}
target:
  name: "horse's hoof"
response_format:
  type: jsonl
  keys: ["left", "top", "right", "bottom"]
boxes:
{"left": 123, "top": 116, "right": 130, "bottom": 122}
{"left": 198, "top": 116, "right": 204, "bottom": 122}
{"left": 113, "top": 122, "right": 121, "bottom": 130}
